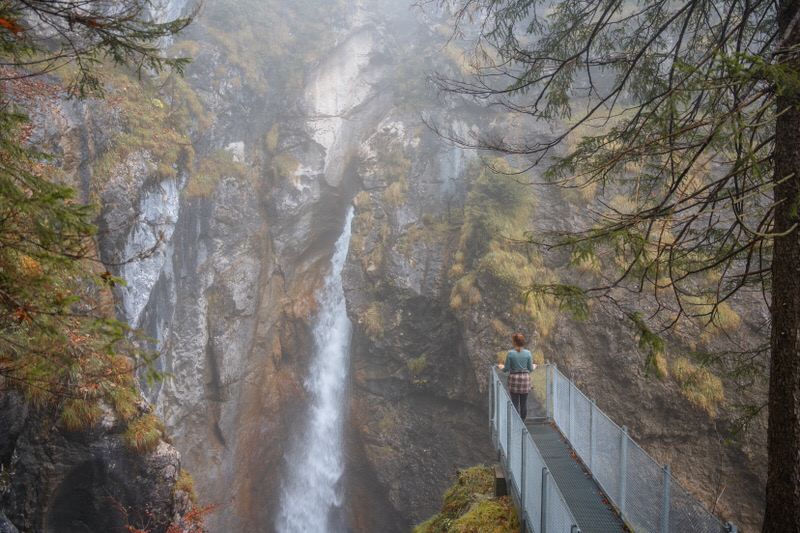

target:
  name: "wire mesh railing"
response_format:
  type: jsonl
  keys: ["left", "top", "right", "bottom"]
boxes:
{"left": 490, "top": 368, "right": 582, "bottom": 533}
{"left": 537, "top": 364, "right": 736, "bottom": 533}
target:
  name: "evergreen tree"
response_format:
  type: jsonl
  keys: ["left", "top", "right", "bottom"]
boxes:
{"left": 432, "top": 0, "right": 800, "bottom": 529}
{"left": 0, "top": 1, "right": 192, "bottom": 433}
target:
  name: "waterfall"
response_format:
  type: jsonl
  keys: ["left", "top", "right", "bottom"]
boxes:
{"left": 275, "top": 207, "right": 355, "bottom": 533}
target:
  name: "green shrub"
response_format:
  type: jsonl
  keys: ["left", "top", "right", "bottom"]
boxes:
{"left": 444, "top": 157, "right": 565, "bottom": 339}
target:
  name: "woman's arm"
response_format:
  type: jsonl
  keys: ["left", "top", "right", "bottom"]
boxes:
{"left": 500, "top": 351, "right": 510, "bottom": 372}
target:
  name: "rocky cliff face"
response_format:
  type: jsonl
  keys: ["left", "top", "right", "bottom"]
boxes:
{"left": 0, "top": 391, "right": 191, "bottom": 533}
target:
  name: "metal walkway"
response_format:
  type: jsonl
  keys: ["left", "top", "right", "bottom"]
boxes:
{"left": 489, "top": 366, "right": 735, "bottom": 533}
{"left": 526, "top": 421, "right": 624, "bottom": 533}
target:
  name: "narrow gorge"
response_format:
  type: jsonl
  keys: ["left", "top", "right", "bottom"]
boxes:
{"left": 0, "top": 1, "right": 775, "bottom": 532}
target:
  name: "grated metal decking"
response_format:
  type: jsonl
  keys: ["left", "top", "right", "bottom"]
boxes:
{"left": 494, "top": 367, "right": 732, "bottom": 533}
{"left": 525, "top": 420, "right": 625, "bottom": 533}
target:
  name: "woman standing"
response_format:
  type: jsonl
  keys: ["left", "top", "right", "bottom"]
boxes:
{"left": 499, "top": 333, "right": 533, "bottom": 420}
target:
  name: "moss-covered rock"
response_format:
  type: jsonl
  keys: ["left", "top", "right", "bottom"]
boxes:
{"left": 414, "top": 466, "right": 520, "bottom": 533}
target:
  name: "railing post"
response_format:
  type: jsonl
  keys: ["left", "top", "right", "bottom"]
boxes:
{"left": 620, "top": 426, "right": 628, "bottom": 516}
{"left": 489, "top": 369, "right": 495, "bottom": 429}
{"left": 506, "top": 400, "right": 512, "bottom": 467}
{"left": 494, "top": 380, "right": 500, "bottom": 447}
{"left": 520, "top": 428, "right": 526, "bottom": 509}
{"left": 568, "top": 380, "right": 574, "bottom": 440}
{"left": 551, "top": 364, "right": 557, "bottom": 423}
{"left": 589, "top": 399, "right": 596, "bottom": 470}
{"left": 545, "top": 364, "right": 552, "bottom": 420}
{"left": 540, "top": 467, "right": 549, "bottom": 533}
{"left": 662, "top": 464, "right": 671, "bottom": 533}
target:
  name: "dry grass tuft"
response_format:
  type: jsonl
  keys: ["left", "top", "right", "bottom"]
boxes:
{"left": 60, "top": 399, "right": 103, "bottom": 432}
{"left": 672, "top": 357, "right": 724, "bottom": 415}
{"left": 124, "top": 413, "right": 164, "bottom": 454}
{"left": 360, "top": 302, "right": 384, "bottom": 338}
{"left": 175, "top": 469, "right": 197, "bottom": 503}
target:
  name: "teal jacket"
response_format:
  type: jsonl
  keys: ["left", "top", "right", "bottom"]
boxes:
{"left": 503, "top": 349, "right": 533, "bottom": 373}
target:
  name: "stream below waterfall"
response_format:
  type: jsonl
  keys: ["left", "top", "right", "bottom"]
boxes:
{"left": 275, "top": 207, "right": 355, "bottom": 533}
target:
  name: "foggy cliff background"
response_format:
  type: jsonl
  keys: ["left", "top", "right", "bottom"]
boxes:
{"left": 0, "top": 1, "right": 769, "bottom": 531}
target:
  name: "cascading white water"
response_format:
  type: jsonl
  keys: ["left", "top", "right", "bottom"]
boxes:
{"left": 275, "top": 207, "right": 355, "bottom": 533}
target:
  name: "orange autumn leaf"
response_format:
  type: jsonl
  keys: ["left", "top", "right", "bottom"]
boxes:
{"left": 0, "top": 17, "right": 24, "bottom": 35}
{"left": 13, "top": 307, "right": 32, "bottom": 323}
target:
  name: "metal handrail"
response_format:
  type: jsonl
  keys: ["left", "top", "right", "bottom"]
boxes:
{"left": 490, "top": 367, "right": 582, "bottom": 533}
{"left": 541, "top": 364, "right": 735, "bottom": 533}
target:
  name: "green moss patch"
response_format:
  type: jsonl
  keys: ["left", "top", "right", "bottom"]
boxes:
{"left": 414, "top": 465, "right": 520, "bottom": 533}
{"left": 452, "top": 498, "right": 521, "bottom": 533}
